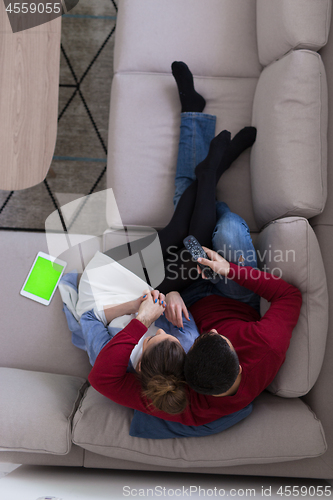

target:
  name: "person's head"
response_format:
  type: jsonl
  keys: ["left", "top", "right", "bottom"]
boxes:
{"left": 138, "top": 329, "right": 187, "bottom": 414}
{"left": 184, "top": 330, "right": 240, "bottom": 395}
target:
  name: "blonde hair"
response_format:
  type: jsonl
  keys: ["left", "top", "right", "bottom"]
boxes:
{"left": 139, "top": 340, "right": 187, "bottom": 414}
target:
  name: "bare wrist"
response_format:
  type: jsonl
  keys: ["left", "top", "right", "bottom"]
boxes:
{"left": 226, "top": 262, "right": 231, "bottom": 276}
{"left": 136, "top": 314, "right": 151, "bottom": 328}
{"left": 129, "top": 299, "right": 137, "bottom": 315}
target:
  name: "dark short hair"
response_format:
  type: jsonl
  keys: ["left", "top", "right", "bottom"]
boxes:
{"left": 184, "top": 332, "right": 239, "bottom": 395}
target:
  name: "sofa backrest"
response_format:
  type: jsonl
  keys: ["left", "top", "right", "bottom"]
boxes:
{"left": 257, "top": 0, "right": 332, "bottom": 67}
{"left": 114, "top": 0, "right": 261, "bottom": 78}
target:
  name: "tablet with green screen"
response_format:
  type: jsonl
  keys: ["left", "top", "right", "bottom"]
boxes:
{"left": 20, "top": 252, "right": 67, "bottom": 305}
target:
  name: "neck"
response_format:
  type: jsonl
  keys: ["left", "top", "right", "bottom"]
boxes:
{"left": 213, "top": 371, "right": 242, "bottom": 397}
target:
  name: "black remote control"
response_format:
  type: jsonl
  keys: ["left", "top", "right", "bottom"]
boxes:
{"left": 183, "top": 235, "right": 220, "bottom": 283}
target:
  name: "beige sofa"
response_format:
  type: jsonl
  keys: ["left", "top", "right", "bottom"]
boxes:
{"left": 1, "top": 0, "right": 333, "bottom": 479}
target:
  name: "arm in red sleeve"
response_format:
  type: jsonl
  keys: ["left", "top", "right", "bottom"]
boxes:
{"left": 228, "top": 263, "right": 302, "bottom": 352}
{"left": 88, "top": 319, "right": 148, "bottom": 407}
{"left": 228, "top": 263, "right": 300, "bottom": 303}
{"left": 88, "top": 318, "right": 189, "bottom": 421}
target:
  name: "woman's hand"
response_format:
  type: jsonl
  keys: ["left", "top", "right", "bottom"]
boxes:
{"left": 164, "top": 291, "right": 190, "bottom": 329}
{"left": 198, "top": 247, "right": 230, "bottom": 278}
{"left": 129, "top": 294, "right": 149, "bottom": 315}
{"left": 150, "top": 289, "right": 166, "bottom": 306}
{"left": 136, "top": 290, "right": 166, "bottom": 328}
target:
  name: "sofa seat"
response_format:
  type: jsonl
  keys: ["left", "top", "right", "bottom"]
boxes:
{"left": 0, "top": 231, "right": 92, "bottom": 378}
{"left": 72, "top": 387, "right": 326, "bottom": 468}
{"left": 0, "top": 367, "right": 87, "bottom": 455}
{"left": 108, "top": 72, "right": 259, "bottom": 231}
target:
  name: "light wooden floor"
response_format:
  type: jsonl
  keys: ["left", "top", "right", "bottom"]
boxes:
{"left": 0, "top": 464, "right": 332, "bottom": 500}
{"left": 0, "top": 462, "right": 20, "bottom": 480}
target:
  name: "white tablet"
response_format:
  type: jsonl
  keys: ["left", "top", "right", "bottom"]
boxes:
{"left": 20, "top": 252, "right": 67, "bottom": 306}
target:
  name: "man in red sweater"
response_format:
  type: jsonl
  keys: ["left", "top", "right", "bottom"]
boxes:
{"left": 184, "top": 247, "right": 302, "bottom": 398}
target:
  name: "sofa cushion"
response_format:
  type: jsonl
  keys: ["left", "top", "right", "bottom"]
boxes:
{"left": 256, "top": 218, "right": 328, "bottom": 397}
{"left": 129, "top": 405, "right": 253, "bottom": 439}
{"left": 257, "top": 0, "right": 332, "bottom": 66}
{"left": 108, "top": 72, "right": 259, "bottom": 232}
{"left": 0, "top": 368, "right": 87, "bottom": 455}
{"left": 73, "top": 387, "right": 327, "bottom": 467}
{"left": 114, "top": 0, "right": 261, "bottom": 78}
{"left": 0, "top": 231, "right": 91, "bottom": 378}
{"left": 251, "top": 50, "right": 328, "bottom": 230}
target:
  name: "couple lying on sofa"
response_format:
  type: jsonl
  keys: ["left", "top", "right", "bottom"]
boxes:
{"left": 61, "top": 62, "right": 302, "bottom": 429}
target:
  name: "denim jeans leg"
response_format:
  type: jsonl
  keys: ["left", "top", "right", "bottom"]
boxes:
{"left": 174, "top": 112, "right": 217, "bottom": 307}
{"left": 211, "top": 202, "right": 260, "bottom": 313}
{"left": 173, "top": 112, "right": 216, "bottom": 207}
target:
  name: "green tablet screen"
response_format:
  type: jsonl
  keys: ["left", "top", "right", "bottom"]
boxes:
{"left": 24, "top": 256, "right": 64, "bottom": 301}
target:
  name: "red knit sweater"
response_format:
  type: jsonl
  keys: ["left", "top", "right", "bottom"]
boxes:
{"left": 88, "top": 263, "right": 302, "bottom": 425}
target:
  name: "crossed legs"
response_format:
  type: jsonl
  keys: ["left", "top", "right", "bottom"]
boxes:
{"left": 157, "top": 62, "right": 257, "bottom": 295}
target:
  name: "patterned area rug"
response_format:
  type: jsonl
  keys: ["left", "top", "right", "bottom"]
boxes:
{"left": 0, "top": 0, "right": 117, "bottom": 231}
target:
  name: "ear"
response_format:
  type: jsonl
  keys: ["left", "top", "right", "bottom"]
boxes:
{"left": 239, "top": 365, "right": 242, "bottom": 375}
{"left": 210, "top": 329, "right": 218, "bottom": 334}
{"left": 137, "top": 360, "right": 141, "bottom": 372}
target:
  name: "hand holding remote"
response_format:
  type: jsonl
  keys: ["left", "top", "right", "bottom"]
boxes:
{"left": 183, "top": 236, "right": 221, "bottom": 283}
{"left": 198, "top": 247, "right": 230, "bottom": 278}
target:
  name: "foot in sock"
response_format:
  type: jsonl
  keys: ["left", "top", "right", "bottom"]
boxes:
{"left": 215, "top": 126, "right": 257, "bottom": 181}
{"left": 171, "top": 61, "right": 206, "bottom": 113}
{"left": 195, "top": 129, "right": 231, "bottom": 178}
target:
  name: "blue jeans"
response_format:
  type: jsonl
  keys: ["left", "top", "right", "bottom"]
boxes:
{"left": 173, "top": 113, "right": 217, "bottom": 207}
{"left": 174, "top": 113, "right": 260, "bottom": 314}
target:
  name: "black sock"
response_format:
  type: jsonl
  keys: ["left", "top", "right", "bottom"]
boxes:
{"left": 216, "top": 126, "right": 257, "bottom": 181}
{"left": 157, "top": 128, "right": 255, "bottom": 259}
{"left": 157, "top": 131, "right": 229, "bottom": 256}
{"left": 171, "top": 61, "right": 206, "bottom": 113}
{"left": 195, "top": 130, "right": 231, "bottom": 178}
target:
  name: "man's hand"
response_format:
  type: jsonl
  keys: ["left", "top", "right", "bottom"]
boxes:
{"left": 136, "top": 290, "right": 166, "bottom": 328}
{"left": 198, "top": 247, "right": 230, "bottom": 278}
{"left": 164, "top": 291, "right": 190, "bottom": 329}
